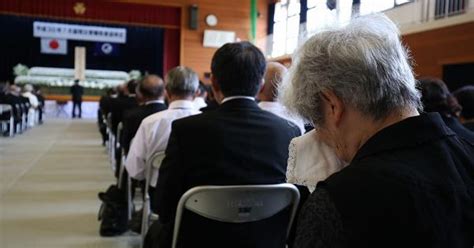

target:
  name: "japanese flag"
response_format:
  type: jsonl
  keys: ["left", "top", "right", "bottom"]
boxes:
{"left": 41, "top": 38, "right": 67, "bottom": 54}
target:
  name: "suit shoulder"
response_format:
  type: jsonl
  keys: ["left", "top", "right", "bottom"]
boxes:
{"left": 261, "top": 110, "right": 301, "bottom": 134}
{"left": 173, "top": 111, "right": 211, "bottom": 125}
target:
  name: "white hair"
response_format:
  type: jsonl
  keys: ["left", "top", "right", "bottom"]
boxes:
{"left": 24, "top": 84, "right": 34, "bottom": 92}
{"left": 280, "top": 14, "right": 421, "bottom": 125}
{"left": 165, "top": 66, "right": 199, "bottom": 96}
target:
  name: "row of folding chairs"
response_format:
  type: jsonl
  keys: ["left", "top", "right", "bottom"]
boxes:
{"left": 0, "top": 103, "right": 38, "bottom": 137}
{"left": 103, "top": 117, "right": 301, "bottom": 247}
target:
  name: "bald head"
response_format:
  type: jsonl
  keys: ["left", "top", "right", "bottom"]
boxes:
{"left": 138, "top": 75, "right": 165, "bottom": 100}
{"left": 259, "top": 62, "right": 287, "bottom": 102}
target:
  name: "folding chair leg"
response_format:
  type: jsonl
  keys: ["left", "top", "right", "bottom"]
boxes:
{"left": 9, "top": 117, "right": 14, "bottom": 137}
{"left": 141, "top": 198, "right": 150, "bottom": 247}
{"left": 127, "top": 175, "right": 132, "bottom": 221}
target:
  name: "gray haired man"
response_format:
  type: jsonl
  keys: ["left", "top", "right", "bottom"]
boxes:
{"left": 125, "top": 66, "right": 201, "bottom": 207}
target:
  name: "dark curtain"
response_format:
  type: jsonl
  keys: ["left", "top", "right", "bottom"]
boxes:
{"left": 0, "top": 14, "right": 164, "bottom": 81}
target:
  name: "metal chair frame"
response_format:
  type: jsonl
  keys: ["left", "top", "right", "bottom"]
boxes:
{"left": 140, "top": 151, "right": 166, "bottom": 246}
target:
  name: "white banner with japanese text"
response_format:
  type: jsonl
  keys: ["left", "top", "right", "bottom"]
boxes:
{"left": 33, "top": 21, "right": 126, "bottom": 44}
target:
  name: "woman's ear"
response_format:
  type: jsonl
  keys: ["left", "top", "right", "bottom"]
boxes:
{"left": 320, "top": 90, "right": 344, "bottom": 127}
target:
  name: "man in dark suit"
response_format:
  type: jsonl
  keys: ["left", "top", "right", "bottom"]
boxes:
{"left": 110, "top": 80, "right": 138, "bottom": 135}
{"left": 145, "top": 42, "right": 301, "bottom": 248}
{"left": 70, "top": 79, "right": 84, "bottom": 118}
{"left": 109, "top": 80, "right": 138, "bottom": 176}
{"left": 121, "top": 74, "right": 167, "bottom": 155}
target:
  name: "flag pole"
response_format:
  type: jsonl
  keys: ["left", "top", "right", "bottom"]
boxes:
{"left": 250, "top": 0, "right": 257, "bottom": 43}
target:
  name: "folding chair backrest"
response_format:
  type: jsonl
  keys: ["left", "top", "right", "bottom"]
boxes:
{"left": 172, "top": 183, "right": 300, "bottom": 248}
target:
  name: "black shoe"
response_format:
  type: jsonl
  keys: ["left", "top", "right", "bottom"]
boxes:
{"left": 129, "top": 209, "right": 143, "bottom": 234}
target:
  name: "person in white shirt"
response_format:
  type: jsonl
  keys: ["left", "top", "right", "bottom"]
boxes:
{"left": 193, "top": 81, "right": 208, "bottom": 110}
{"left": 257, "top": 62, "right": 305, "bottom": 135}
{"left": 125, "top": 66, "right": 201, "bottom": 196}
{"left": 22, "top": 84, "right": 39, "bottom": 127}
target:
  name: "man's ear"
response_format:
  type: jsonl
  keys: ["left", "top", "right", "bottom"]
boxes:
{"left": 320, "top": 90, "right": 344, "bottom": 127}
{"left": 194, "top": 88, "right": 202, "bottom": 97}
{"left": 211, "top": 74, "right": 223, "bottom": 103}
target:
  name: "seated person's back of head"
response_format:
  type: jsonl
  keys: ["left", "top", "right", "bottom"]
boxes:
{"left": 258, "top": 62, "right": 305, "bottom": 134}
{"left": 121, "top": 75, "right": 167, "bottom": 154}
{"left": 148, "top": 42, "right": 301, "bottom": 248}
{"left": 418, "top": 77, "right": 474, "bottom": 142}
{"left": 453, "top": 85, "right": 474, "bottom": 131}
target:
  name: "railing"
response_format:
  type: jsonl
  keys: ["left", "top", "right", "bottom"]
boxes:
{"left": 435, "top": 0, "right": 467, "bottom": 18}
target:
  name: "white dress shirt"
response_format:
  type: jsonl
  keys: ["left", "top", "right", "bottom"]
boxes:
{"left": 258, "top": 101, "right": 305, "bottom": 135}
{"left": 22, "top": 92, "right": 39, "bottom": 127}
{"left": 145, "top": 99, "right": 165, "bottom": 105}
{"left": 222, "top": 96, "right": 255, "bottom": 103}
{"left": 125, "top": 100, "right": 200, "bottom": 187}
{"left": 193, "top": 97, "right": 207, "bottom": 109}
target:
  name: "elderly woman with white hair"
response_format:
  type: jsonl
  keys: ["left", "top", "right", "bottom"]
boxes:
{"left": 281, "top": 15, "right": 474, "bottom": 247}
{"left": 22, "top": 84, "right": 39, "bottom": 127}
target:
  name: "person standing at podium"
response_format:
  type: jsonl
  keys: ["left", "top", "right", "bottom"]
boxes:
{"left": 70, "top": 79, "right": 84, "bottom": 118}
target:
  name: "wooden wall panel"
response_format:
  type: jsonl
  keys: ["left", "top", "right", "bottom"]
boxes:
{"left": 115, "top": 0, "right": 270, "bottom": 82}
{"left": 402, "top": 21, "right": 474, "bottom": 79}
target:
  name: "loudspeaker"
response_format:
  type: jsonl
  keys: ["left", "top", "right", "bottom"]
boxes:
{"left": 326, "top": 0, "right": 337, "bottom": 10}
{"left": 189, "top": 4, "right": 198, "bottom": 30}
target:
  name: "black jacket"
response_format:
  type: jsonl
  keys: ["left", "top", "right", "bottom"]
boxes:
{"left": 109, "top": 96, "right": 138, "bottom": 134}
{"left": 295, "top": 113, "right": 474, "bottom": 248}
{"left": 121, "top": 102, "right": 167, "bottom": 154}
{"left": 442, "top": 115, "right": 474, "bottom": 143}
{"left": 153, "top": 98, "right": 301, "bottom": 248}
{"left": 70, "top": 84, "right": 84, "bottom": 102}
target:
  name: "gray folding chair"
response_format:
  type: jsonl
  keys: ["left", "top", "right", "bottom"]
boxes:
{"left": 171, "top": 183, "right": 300, "bottom": 248}
{"left": 115, "top": 122, "right": 124, "bottom": 173}
{"left": 106, "top": 113, "right": 115, "bottom": 167}
{"left": 141, "top": 151, "right": 166, "bottom": 246}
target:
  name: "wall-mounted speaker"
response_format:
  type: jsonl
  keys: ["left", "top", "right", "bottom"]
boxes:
{"left": 189, "top": 4, "right": 199, "bottom": 30}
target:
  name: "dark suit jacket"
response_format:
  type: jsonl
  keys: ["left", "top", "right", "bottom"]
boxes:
{"left": 296, "top": 113, "right": 474, "bottom": 248}
{"left": 109, "top": 96, "right": 138, "bottom": 134}
{"left": 70, "top": 84, "right": 84, "bottom": 102}
{"left": 442, "top": 115, "right": 474, "bottom": 143}
{"left": 1, "top": 94, "right": 25, "bottom": 121}
{"left": 463, "top": 121, "right": 474, "bottom": 132}
{"left": 121, "top": 102, "right": 167, "bottom": 154}
{"left": 153, "top": 98, "right": 300, "bottom": 248}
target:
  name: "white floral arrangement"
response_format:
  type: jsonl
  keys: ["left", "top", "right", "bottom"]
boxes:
{"left": 13, "top": 63, "right": 29, "bottom": 76}
{"left": 129, "top": 70, "right": 142, "bottom": 80}
{"left": 14, "top": 66, "right": 133, "bottom": 89}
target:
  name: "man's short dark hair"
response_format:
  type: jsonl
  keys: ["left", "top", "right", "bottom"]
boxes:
{"left": 211, "top": 41, "right": 266, "bottom": 97}
{"left": 127, "top": 79, "right": 137, "bottom": 94}
{"left": 453, "top": 85, "right": 474, "bottom": 119}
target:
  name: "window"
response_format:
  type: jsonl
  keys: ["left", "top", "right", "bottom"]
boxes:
{"left": 359, "top": 0, "right": 412, "bottom": 16}
{"left": 272, "top": 0, "right": 301, "bottom": 57}
{"left": 306, "top": 0, "right": 338, "bottom": 34}
{"left": 435, "top": 0, "right": 467, "bottom": 18}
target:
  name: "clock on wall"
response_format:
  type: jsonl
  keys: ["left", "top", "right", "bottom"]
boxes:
{"left": 205, "top": 14, "right": 218, "bottom": 27}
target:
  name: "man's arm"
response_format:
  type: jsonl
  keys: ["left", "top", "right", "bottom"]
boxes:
{"left": 121, "top": 111, "right": 134, "bottom": 154}
{"left": 155, "top": 123, "right": 186, "bottom": 224}
{"left": 125, "top": 122, "right": 147, "bottom": 180}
